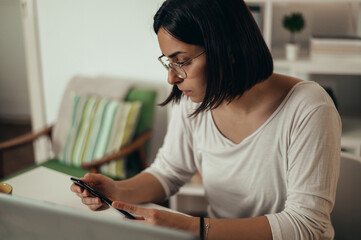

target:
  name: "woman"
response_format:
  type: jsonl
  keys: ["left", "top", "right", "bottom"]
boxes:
{"left": 71, "top": 0, "right": 341, "bottom": 239}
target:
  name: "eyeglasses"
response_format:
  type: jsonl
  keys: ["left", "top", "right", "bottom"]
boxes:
{"left": 158, "top": 50, "right": 205, "bottom": 79}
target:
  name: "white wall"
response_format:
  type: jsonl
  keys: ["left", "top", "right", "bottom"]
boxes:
{"left": 0, "top": 0, "right": 29, "bottom": 120}
{"left": 35, "top": 0, "right": 169, "bottom": 162}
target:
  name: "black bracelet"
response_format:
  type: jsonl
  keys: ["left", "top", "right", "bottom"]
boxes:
{"left": 200, "top": 217, "right": 204, "bottom": 240}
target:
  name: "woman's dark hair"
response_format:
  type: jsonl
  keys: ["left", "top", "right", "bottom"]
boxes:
{"left": 154, "top": 0, "right": 273, "bottom": 116}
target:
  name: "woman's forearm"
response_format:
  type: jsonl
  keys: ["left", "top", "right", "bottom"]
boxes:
{"left": 114, "top": 173, "right": 273, "bottom": 239}
{"left": 115, "top": 172, "right": 166, "bottom": 204}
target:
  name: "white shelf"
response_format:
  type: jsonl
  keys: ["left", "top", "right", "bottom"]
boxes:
{"left": 177, "top": 183, "right": 204, "bottom": 196}
{"left": 271, "top": 47, "right": 361, "bottom": 76}
{"left": 274, "top": 56, "right": 361, "bottom": 76}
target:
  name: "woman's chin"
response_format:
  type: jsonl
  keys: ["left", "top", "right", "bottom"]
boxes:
{"left": 188, "top": 96, "right": 203, "bottom": 103}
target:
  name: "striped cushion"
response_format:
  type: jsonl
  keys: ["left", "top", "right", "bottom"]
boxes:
{"left": 60, "top": 94, "right": 142, "bottom": 179}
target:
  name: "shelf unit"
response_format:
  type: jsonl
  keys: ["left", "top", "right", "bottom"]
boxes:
{"left": 246, "top": 0, "right": 361, "bottom": 49}
{"left": 170, "top": 0, "right": 361, "bottom": 213}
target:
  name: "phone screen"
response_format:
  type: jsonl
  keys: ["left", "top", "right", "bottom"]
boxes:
{"left": 70, "top": 177, "right": 136, "bottom": 219}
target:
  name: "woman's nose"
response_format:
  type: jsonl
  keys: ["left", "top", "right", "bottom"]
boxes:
{"left": 168, "top": 69, "right": 183, "bottom": 85}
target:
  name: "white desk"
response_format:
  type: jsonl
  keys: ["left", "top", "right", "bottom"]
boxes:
{"left": 5, "top": 166, "right": 179, "bottom": 219}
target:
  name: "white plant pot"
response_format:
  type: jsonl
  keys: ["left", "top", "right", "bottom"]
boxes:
{"left": 285, "top": 43, "right": 300, "bottom": 61}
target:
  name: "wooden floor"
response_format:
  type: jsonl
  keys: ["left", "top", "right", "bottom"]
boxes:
{"left": 0, "top": 121, "right": 35, "bottom": 178}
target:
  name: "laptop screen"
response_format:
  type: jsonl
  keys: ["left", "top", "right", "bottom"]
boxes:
{"left": 0, "top": 194, "right": 197, "bottom": 240}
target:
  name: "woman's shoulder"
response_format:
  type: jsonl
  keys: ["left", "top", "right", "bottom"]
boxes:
{"left": 287, "top": 80, "right": 336, "bottom": 110}
{"left": 279, "top": 80, "right": 341, "bottom": 132}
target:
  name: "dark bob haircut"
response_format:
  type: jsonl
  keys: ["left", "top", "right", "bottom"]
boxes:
{"left": 154, "top": 0, "right": 273, "bottom": 116}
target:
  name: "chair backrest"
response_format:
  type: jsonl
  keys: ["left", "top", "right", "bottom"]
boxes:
{"left": 331, "top": 152, "right": 361, "bottom": 240}
{"left": 52, "top": 75, "right": 156, "bottom": 157}
{"left": 125, "top": 87, "right": 157, "bottom": 138}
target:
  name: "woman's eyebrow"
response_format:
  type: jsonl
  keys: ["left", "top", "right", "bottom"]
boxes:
{"left": 167, "top": 51, "right": 187, "bottom": 58}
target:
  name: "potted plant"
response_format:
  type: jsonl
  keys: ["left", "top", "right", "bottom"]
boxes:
{"left": 283, "top": 12, "right": 305, "bottom": 60}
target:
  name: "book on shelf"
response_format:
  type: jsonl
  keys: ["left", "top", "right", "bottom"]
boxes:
{"left": 310, "top": 35, "right": 361, "bottom": 59}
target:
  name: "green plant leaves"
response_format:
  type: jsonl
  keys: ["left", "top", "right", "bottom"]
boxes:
{"left": 283, "top": 13, "right": 305, "bottom": 33}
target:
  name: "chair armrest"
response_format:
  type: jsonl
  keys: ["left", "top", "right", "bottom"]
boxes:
{"left": 81, "top": 130, "right": 153, "bottom": 173}
{"left": 0, "top": 125, "right": 53, "bottom": 151}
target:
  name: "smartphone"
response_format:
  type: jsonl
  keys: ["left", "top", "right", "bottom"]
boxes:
{"left": 70, "top": 177, "right": 136, "bottom": 219}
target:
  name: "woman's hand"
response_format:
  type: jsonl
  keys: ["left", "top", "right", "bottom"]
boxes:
{"left": 70, "top": 173, "right": 119, "bottom": 211}
{"left": 112, "top": 201, "right": 198, "bottom": 234}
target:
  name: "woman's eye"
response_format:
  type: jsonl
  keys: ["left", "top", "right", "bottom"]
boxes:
{"left": 178, "top": 60, "right": 191, "bottom": 65}
{"left": 174, "top": 58, "right": 185, "bottom": 64}
{"left": 172, "top": 56, "right": 190, "bottom": 65}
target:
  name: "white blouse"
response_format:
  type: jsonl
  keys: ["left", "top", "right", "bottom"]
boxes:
{"left": 145, "top": 81, "right": 341, "bottom": 239}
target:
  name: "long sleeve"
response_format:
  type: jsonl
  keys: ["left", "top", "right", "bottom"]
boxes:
{"left": 143, "top": 101, "right": 197, "bottom": 198}
{"left": 267, "top": 104, "right": 341, "bottom": 240}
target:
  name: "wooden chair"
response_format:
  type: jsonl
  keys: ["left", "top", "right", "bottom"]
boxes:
{"left": 0, "top": 76, "right": 157, "bottom": 180}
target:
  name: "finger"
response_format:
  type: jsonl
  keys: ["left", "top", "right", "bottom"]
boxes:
{"left": 82, "top": 196, "right": 101, "bottom": 205}
{"left": 88, "top": 203, "right": 103, "bottom": 211}
{"left": 112, "top": 201, "right": 153, "bottom": 218}
{"left": 81, "top": 189, "right": 91, "bottom": 197}
{"left": 81, "top": 173, "right": 103, "bottom": 185}
{"left": 70, "top": 183, "right": 83, "bottom": 194}
{"left": 75, "top": 193, "right": 83, "bottom": 198}
{"left": 81, "top": 189, "right": 100, "bottom": 198}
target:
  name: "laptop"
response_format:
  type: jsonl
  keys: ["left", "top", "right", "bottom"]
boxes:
{"left": 0, "top": 193, "right": 197, "bottom": 240}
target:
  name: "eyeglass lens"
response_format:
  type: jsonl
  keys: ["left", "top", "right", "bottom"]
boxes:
{"left": 161, "top": 57, "right": 187, "bottom": 79}
{"left": 169, "top": 63, "right": 186, "bottom": 79}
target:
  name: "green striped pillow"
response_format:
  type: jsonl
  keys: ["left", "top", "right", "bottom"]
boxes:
{"left": 60, "top": 94, "right": 142, "bottom": 179}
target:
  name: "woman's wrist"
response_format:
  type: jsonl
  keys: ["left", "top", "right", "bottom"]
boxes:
{"left": 114, "top": 181, "right": 133, "bottom": 202}
{"left": 186, "top": 216, "right": 200, "bottom": 235}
